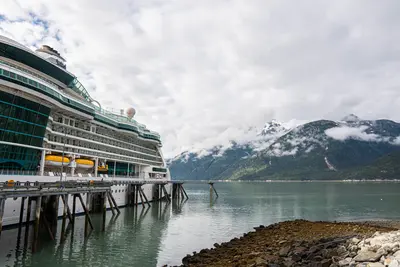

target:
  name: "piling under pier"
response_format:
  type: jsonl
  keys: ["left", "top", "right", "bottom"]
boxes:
{"left": 0, "top": 180, "right": 113, "bottom": 251}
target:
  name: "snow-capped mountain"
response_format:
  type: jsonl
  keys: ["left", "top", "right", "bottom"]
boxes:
{"left": 168, "top": 116, "right": 400, "bottom": 180}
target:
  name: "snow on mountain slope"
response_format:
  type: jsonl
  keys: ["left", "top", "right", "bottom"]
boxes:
{"left": 168, "top": 115, "right": 400, "bottom": 180}
{"left": 169, "top": 119, "right": 296, "bottom": 163}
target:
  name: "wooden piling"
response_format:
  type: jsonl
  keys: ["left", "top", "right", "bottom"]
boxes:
{"left": 72, "top": 194, "right": 76, "bottom": 226}
{"left": 135, "top": 186, "right": 139, "bottom": 205}
{"left": 77, "top": 193, "right": 94, "bottom": 236}
{"left": 0, "top": 198, "right": 5, "bottom": 237}
{"left": 179, "top": 184, "right": 184, "bottom": 200}
{"left": 24, "top": 197, "right": 32, "bottom": 243}
{"left": 61, "top": 194, "right": 73, "bottom": 224}
{"left": 130, "top": 185, "right": 135, "bottom": 206}
{"left": 32, "top": 196, "right": 42, "bottom": 253}
{"left": 138, "top": 187, "right": 145, "bottom": 208}
{"left": 106, "top": 191, "right": 116, "bottom": 216}
{"left": 40, "top": 207, "right": 55, "bottom": 240}
{"left": 161, "top": 185, "right": 171, "bottom": 202}
{"left": 139, "top": 186, "right": 151, "bottom": 207}
{"left": 85, "top": 192, "right": 91, "bottom": 237}
{"left": 176, "top": 184, "right": 180, "bottom": 201}
{"left": 108, "top": 191, "right": 120, "bottom": 214}
{"left": 211, "top": 183, "right": 219, "bottom": 198}
{"left": 181, "top": 185, "right": 189, "bottom": 199}
{"left": 18, "top": 197, "right": 26, "bottom": 232}
{"left": 60, "top": 195, "right": 68, "bottom": 243}
{"left": 102, "top": 192, "right": 106, "bottom": 232}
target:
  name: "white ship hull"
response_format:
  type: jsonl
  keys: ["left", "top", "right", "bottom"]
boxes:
{"left": 0, "top": 175, "right": 171, "bottom": 227}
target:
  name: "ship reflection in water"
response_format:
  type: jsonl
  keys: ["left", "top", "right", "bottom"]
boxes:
{"left": 0, "top": 200, "right": 176, "bottom": 267}
{"left": 2, "top": 182, "right": 400, "bottom": 267}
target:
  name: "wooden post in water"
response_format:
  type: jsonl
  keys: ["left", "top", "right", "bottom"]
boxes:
{"left": 77, "top": 193, "right": 94, "bottom": 237}
{"left": 85, "top": 192, "right": 91, "bottom": 237}
{"left": 32, "top": 196, "right": 42, "bottom": 253}
{"left": 139, "top": 186, "right": 151, "bottom": 207}
{"left": 135, "top": 185, "right": 139, "bottom": 206}
{"left": 176, "top": 184, "right": 180, "bottom": 202}
{"left": 60, "top": 195, "right": 68, "bottom": 243}
{"left": 0, "top": 198, "right": 5, "bottom": 237}
{"left": 40, "top": 206, "right": 55, "bottom": 241}
{"left": 162, "top": 185, "right": 171, "bottom": 203}
{"left": 209, "top": 182, "right": 219, "bottom": 198}
{"left": 108, "top": 191, "right": 120, "bottom": 214}
{"left": 61, "top": 194, "right": 73, "bottom": 224}
{"left": 18, "top": 197, "right": 26, "bottom": 237}
{"left": 106, "top": 191, "right": 116, "bottom": 216}
{"left": 181, "top": 185, "right": 189, "bottom": 199}
{"left": 179, "top": 184, "right": 185, "bottom": 200}
{"left": 138, "top": 187, "right": 145, "bottom": 208}
{"left": 102, "top": 192, "right": 106, "bottom": 232}
{"left": 72, "top": 194, "right": 76, "bottom": 226}
{"left": 25, "top": 197, "right": 32, "bottom": 243}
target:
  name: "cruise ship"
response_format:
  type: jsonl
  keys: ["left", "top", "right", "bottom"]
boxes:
{"left": 0, "top": 35, "right": 171, "bottom": 226}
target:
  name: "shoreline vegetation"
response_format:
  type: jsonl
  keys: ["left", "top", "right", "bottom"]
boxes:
{"left": 166, "top": 220, "right": 400, "bottom": 267}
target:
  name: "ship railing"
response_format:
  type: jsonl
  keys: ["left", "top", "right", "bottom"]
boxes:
{"left": 0, "top": 170, "right": 39, "bottom": 176}
{"left": 0, "top": 171, "right": 168, "bottom": 182}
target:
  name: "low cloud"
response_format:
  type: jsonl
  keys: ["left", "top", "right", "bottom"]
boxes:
{"left": 325, "top": 126, "right": 381, "bottom": 142}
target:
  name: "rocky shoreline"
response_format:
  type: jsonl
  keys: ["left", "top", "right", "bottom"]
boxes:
{"left": 167, "top": 220, "right": 400, "bottom": 267}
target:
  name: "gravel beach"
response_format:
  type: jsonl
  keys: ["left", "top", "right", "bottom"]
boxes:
{"left": 167, "top": 220, "right": 400, "bottom": 267}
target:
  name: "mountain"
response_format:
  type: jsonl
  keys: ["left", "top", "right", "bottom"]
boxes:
{"left": 168, "top": 116, "right": 400, "bottom": 180}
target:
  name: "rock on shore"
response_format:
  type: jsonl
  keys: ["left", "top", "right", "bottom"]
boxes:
{"left": 168, "top": 220, "right": 400, "bottom": 267}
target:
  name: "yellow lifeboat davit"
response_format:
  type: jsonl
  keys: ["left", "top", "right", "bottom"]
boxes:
{"left": 98, "top": 164, "right": 108, "bottom": 172}
{"left": 45, "top": 155, "right": 70, "bottom": 167}
{"left": 75, "top": 159, "right": 94, "bottom": 169}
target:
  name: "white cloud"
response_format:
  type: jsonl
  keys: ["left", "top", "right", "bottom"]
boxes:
{"left": 325, "top": 126, "right": 380, "bottom": 142}
{"left": 2, "top": 1, "right": 400, "bottom": 157}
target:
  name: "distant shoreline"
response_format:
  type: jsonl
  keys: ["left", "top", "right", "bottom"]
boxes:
{"left": 172, "top": 179, "right": 400, "bottom": 183}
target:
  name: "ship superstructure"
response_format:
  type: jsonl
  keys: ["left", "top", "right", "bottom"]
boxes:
{"left": 0, "top": 35, "right": 170, "bottom": 226}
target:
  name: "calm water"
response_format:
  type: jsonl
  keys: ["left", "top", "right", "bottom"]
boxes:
{"left": 1, "top": 182, "right": 400, "bottom": 267}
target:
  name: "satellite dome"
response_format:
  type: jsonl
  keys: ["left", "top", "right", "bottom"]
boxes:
{"left": 35, "top": 45, "right": 66, "bottom": 69}
{"left": 126, "top": 107, "right": 136, "bottom": 119}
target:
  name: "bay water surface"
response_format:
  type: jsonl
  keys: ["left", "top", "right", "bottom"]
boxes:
{"left": 1, "top": 182, "right": 400, "bottom": 267}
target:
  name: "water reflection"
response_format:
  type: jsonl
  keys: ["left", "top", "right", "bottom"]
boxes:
{"left": 0, "top": 201, "right": 173, "bottom": 267}
{"left": 1, "top": 182, "right": 400, "bottom": 267}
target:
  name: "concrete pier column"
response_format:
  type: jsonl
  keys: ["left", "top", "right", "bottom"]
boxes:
{"left": 94, "top": 158, "right": 98, "bottom": 177}
{"left": 39, "top": 149, "right": 46, "bottom": 176}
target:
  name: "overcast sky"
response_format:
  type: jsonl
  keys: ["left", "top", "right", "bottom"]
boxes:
{"left": 1, "top": 1, "right": 400, "bottom": 157}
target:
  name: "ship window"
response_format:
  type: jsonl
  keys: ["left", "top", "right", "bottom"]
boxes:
{"left": 10, "top": 72, "right": 15, "bottom": 79}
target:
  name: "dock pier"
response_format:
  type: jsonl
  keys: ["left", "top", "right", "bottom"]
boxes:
{"left": 0, "top": 179, "right": 218, "bottom": 253}
{"left": 0, "top": 179, "right": 173, "bottom": 252}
